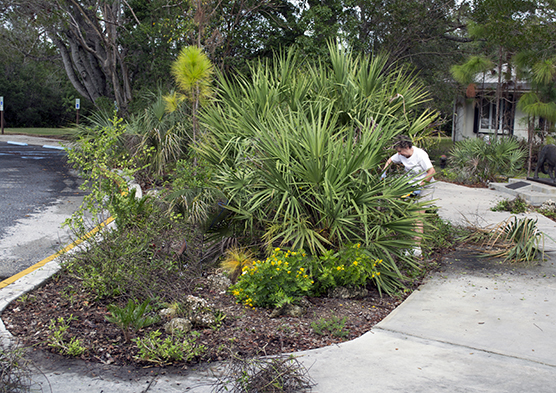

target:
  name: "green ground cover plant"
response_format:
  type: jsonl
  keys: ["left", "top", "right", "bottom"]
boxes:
{"left": 47, "top": 315, "right": 87, "bottom": 356}
{"left": 310, "top": 315, "right": 350, "bottom": 338}
{"left": 105, "top": 299, "right": 160, "bottom": 342}
{"left": 491, "top": 197, "right": 530, "bottom": 214}
{"left": 2, "top": 127, "right": 76, "bottom": 138}
{"left": 133, "top": 330, "right": 206, "bottom": 365}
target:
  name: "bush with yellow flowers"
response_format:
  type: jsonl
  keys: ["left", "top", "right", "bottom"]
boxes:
{"left": 312, "top": 244, "right": 385, "bottom": 295}
{"left": 230, "top": 248, "right": 313, "bottom": 308}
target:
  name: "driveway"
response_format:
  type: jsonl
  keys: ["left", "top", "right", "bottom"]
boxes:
{"left": 0, "top": 140, "right": 85, "bottom": 280}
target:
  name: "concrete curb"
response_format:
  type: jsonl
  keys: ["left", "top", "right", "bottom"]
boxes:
{"left": 0, "top": 217, "right": 114, "bottom": 341}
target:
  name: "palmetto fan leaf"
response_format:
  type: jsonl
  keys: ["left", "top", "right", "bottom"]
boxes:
{"left": 196, "top": 43, "right": 437, "bottom": 292}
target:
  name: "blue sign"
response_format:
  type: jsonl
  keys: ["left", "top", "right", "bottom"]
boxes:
{"left": 75, "top": 99, "right": 80, "bottom": 110}
{"left": 0, "top": 96, "right": 3, "bottom": 111}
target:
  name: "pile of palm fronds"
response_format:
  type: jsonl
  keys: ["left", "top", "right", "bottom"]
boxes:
{"left": 464, "top": 217, "right": 544, "bottom": 262}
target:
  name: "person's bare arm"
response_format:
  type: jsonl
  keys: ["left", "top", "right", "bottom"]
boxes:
{"left": 419, "top": 167, "right": 435, "bottom": 186}
{"left": 383, "top": 158, "right": 393, "bottom": 172}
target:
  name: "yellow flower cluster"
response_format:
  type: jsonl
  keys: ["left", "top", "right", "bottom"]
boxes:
{"left": 243, "top": 297, "right": 255, "bottom": 308}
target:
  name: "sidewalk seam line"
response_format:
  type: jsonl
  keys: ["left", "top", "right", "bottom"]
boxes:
{"left": 373, "top": 326, "right": 556, "bottom": 368}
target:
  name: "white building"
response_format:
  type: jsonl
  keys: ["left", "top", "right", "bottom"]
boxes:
{"left": 452, "top": 70, "right": 532, "bottom": 142}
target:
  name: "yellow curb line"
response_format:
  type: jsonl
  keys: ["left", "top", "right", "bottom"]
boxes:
{"left": 0, "top": 216, "right": 115, "bottom": 290}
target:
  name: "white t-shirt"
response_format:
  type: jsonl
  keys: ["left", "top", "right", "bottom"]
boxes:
{"left": 390, "top": 147, "right": 434, "bottom": 184}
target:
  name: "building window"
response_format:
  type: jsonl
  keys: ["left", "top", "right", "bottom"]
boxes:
{"left": 474, "top": 95, "right": 514, "bottom": 135}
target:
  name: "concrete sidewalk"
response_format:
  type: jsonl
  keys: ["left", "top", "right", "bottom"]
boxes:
{"left": 297, "top": 182, "right": 556, "bottom": 392}
{"left": 1, "top": 138, "right": 555, "bottom": 392}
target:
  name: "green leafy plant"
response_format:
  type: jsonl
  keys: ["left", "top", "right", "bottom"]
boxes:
{"left": 197, "top": 44, "right": 436, "bottom": 260}
{"left": 311, "top": 315, "right": 350, "bottom": 338}
{"left": 421, "top": 213, "right": 461, "bottom": 253}
{"left": 312, "top": 244, "right": 388, "bottom": 295}
{"left": 212, "top": 310, "right": 227, "bottom": 330}
{"left": 47, "top": 315, "right": 87, "bottom": 356}
{"left": 105, "top": 299, "right": 161, "bottom": 342}
{"left": 230, "top": 248, "right": 313, "bottom": 308}
{"left": 15, "top": 293, "right": 35, "bottom": 305}
{"left": 491, "top": 196, "right": 529, "bottom": 214}
{"left": 449, "top": 137, "right": 525, "bottom": 185}
{"left": 133, "top": 330, "right": 205, "bottom": 365}
{"left": 127, "top": 89, "right": 188, "bottom": 177}
{"left": 64, "top": 115, "right": 152, "bottom": 233}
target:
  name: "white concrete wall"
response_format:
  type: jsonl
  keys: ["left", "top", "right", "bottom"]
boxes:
{"left": 452, "top": 97, "right": 473, "bottom": 142}
{"left": 452, "top": 96, "right": 529, "bottom": 141}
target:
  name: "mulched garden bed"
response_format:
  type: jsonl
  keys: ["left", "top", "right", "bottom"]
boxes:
{"left": 2, "top": 272, "right": 413, "bottom": 368}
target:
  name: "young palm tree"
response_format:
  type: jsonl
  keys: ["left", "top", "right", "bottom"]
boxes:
{"left": 170, "top": 46, "right": 214, "bottom": 155}
{"left": 127, "top": 90, "right": 188, "bottom": 176}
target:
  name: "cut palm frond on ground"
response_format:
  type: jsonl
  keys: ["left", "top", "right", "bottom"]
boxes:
{"left": 464, "top": 217, "right": 544, "bottom": 263}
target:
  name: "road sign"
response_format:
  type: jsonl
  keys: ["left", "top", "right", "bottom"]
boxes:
{"left": 0, "top": 97, "right": 3, "bottom": 111}
{"left": 75, "top": 99, "right": 80, "bottom": 110}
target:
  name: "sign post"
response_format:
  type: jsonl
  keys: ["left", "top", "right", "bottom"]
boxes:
{"left": 1, "top": 96, "right": 4, "bottom": 135}
{"left": 75, "top": 99, "right": 80, "bottom": 125}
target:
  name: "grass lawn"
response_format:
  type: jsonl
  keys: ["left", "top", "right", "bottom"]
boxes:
{"left": 1, "top": 128, "right": 76, "bottom": 139}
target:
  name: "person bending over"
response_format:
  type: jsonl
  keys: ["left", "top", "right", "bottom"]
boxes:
{"left": 382, "top": 135, "right": 436, "bottom": 257}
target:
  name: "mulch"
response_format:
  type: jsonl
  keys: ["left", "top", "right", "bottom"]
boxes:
{"left": 2, "top": 272, "right": 410, "bottom": 369}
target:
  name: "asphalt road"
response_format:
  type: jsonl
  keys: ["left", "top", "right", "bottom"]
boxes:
{"left": 0, "top": 141, "right": 86, "bottom": 279}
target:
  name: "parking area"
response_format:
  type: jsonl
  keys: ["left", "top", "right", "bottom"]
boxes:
{"left": 0, "top": 141, "right": 85, "bottom": 279}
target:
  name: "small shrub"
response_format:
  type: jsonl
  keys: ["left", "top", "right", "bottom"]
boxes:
{"left": 449, "top": 137, "right": 525, "bottom": 185}
{"left": 311, "top": 244, "right": 384, "bottom": 295}
{"left": 437, "top": 168, "right": 459, "bottom": 182}
{"left": 213, "top": 354, "right": 315, "bottom": 393}
{"left": 64, "top": 115, "right": 153, "bottom": 234}
{"left": 133, "top": 330, "right": 205, "bottom": 365}
{"left": 311, "top": 315, "right": 350, "bottom": 338}
{"left": 62, "top": 207, "right": 192, "bottom": 301}
{"left": 230, "top": 249, "right": 313, "bottom": 308}
{"left": 105, "top": 299, "right": 160, "bottom": 342}
{"left": 0, "top": 340, "right": 32, "bottom": 393}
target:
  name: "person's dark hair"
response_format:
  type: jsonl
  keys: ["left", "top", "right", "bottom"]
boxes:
{"left": 394, "top": 135, "right": 412, "bottom": 150}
